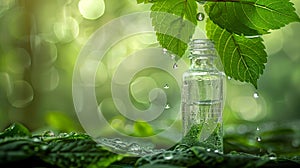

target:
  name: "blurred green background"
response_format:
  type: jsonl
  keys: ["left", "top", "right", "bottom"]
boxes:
{"left": 0, "top": 0, "right": 299, "bottom": 133}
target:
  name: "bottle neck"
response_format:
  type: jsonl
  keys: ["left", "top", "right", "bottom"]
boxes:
{"left": 189, "top": 39, "right": 217, "bottom": 71}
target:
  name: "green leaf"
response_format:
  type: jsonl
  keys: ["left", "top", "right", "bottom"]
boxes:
{"left": 0, "top": 123, "right": 31, "bottom": 139}
{"left": 206, "top": 19, "right": 267, "bottom": 88}
{"left": 151, "top": 0, "right": 197, "bottom": 57}
{"left": 205, "top": 0, "right": 300, "bottom": 36}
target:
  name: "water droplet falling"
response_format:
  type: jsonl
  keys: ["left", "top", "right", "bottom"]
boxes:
{"left": 173, "top": 63, "right": 178, "bottom": 69}
{"left": 163, "top": 84, "right": 169, "bottom": 89}
{"left": 256, "top": 136, "right": 262, "bottom": 142}
{"left": 165, "top": 104, "right": 171, "bottom": 110}
{"left": 253, "top": 92, "right": 259, "bottom": 99}
{"left": 196, "top": 12, "right": 205, "bottom": 21}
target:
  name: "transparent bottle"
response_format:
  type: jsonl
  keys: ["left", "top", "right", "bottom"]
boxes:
{"left": 181, "top": 39, "right": 225, "bottom": 153}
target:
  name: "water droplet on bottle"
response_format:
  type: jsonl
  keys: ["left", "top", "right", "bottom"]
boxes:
{"left": 256, "top": 136, "right": 262, "bottom": 142}
{"left": 253, "top": 92, "right": 259, "bottom": 99}
{"left": 163, "top": 151, "right": 173, "bottom": 160}
{"left": 173, "top": 63, "right": 178, "bottom": 69}
{"left": 165, "top": 104, "right": 171, "bottom": 110}
{"left": 196, "top": 12, "right": 205, "bottom": 21}
{"left": 163, "top": 84, "right": 169, "bottom": 89}
{"left": 171, "top": 54, "right": 176, "bottom": 60}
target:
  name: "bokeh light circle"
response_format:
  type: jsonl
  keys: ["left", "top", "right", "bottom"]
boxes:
{"left": 78, "top": 0, "right": 105, "bottom": 20}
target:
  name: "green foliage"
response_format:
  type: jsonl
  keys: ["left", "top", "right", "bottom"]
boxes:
{"left": 0, "top": 123, "right": 31, "bottom": 138}
{"left": 136, "top": 145, "right": 300, "bottom": 167}
{"left": 150, "top": 0, "right": 197, "bottom": 57}
{"left": 206, "top": 19, "right": 267, "bottom": 88}
{"left": 139, "top": 0, "right": 300, "bottom": 88}
{"left": 1, "top": 122, "right": 300, "bottom": 167}
{"left": 205, "top": 0, "right": 300, "bottom": 36}
{"left": 0, "top": 123, "right": 123, "bottom": 168}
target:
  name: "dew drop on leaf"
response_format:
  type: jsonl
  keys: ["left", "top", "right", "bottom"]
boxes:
{"left": 163, "top": 151, "right": 173, "bottom": 160}
{"left": 227, "top": 76, "right": 232, "bottom": 80}
{"left": 32, "top": 137, "right": 41, "bottom": 142}
{"left": 171, "top": 54, "right": 176, "bottom": 60}
{"left": 128, "top": 143, "right": 141, "bottom": 152}
{"left": 165, "top": 104, "right": 171, "bottom": 110}
{"left": 196, "top": 12, "right": 205, "bottom": 21}
{"left": 163, "top": 84, "right": 169, "bottom": 89}
{"left": 214, "top": 149, "right": 220, "bottom": 153}
{"left": 42, "top": 130, "right": 55, "bottom": 137}
{"left": 268, "top": 153, "right": 277, "bottom": 160}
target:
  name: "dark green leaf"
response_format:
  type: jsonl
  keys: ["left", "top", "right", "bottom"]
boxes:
{"left": 0, "top": 123, "right": 31, "bottom": 139}
{"left": 206, "top": 19, "right": 267, "bottom": 88}
{"left": 151, "top": 0, "right": 197, "bottom": 57}
{"left": 205, "top": 0, "right": 300, "bottom": 35}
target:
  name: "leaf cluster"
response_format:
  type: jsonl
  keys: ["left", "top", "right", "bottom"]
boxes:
{"left": 137, "top": 0, "right": 300, "bottom": 88}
